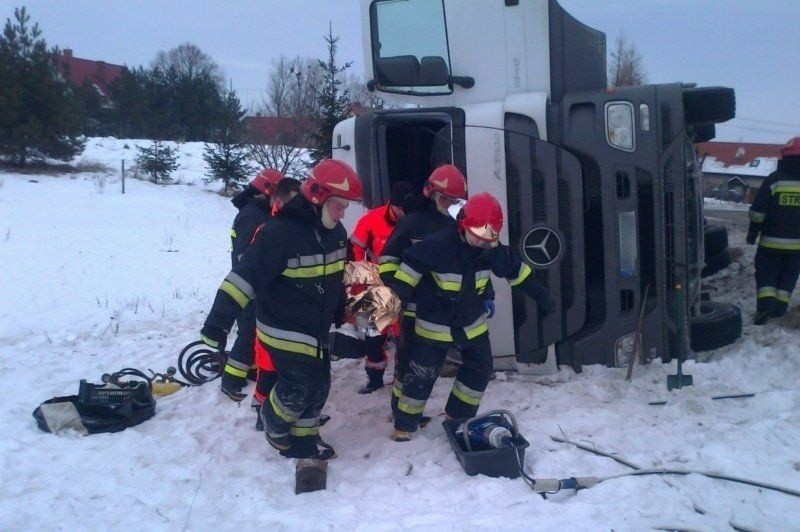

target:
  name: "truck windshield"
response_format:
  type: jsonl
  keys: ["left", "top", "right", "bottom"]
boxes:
{"left": 370, "top": 0, "right": 452, "bottom": 94}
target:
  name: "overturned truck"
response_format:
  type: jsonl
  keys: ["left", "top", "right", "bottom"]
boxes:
{"left": 333, "top": 0, "right": 742, "bottom": 371}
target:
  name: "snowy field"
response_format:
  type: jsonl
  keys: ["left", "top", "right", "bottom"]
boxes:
{"left": 703, "top": 197, "right": 751, "bottom": 212}
{"left": 1, "top": 138, "right": 799, "bottom": 531}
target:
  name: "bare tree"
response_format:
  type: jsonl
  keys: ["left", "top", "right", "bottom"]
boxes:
{"left": 262, "top": 55, "right": 322, "bottom": 118}
{"left": 343, "top": 72, "right": 397, "bottom": 110}
{"left": 151, "top": 42, "right": 224, "bottom": 89}
{"left": 608, "top": 32, "right": 646, "bottom": 87}
{"left": 247, "top": 56, "right": 322, "bottom": 178}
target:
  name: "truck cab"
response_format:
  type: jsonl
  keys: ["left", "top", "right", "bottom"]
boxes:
{"left": 333, "top": 0, "right": 738, "bottom": 370}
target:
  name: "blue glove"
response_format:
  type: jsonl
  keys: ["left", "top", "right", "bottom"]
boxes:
{"left": 484, "top": 300, "right": 496, "bottom": 319}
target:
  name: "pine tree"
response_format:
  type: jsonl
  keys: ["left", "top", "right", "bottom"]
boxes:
{"left": 608, "top": 32, "right": 647, "bottom": 87}
{"left": 203, "top": 90, "right": 253, "bottom": 192}
{"left": 135, "top": 140, "right": 178, "bottom": 183}
{"left": 307, "top": 24, "right": 353, "bottom": 165}
{"left": 0, "top": 7, "right": 85, "bottom": 167}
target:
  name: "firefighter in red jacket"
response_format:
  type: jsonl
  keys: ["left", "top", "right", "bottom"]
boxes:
{"left": 386, "top": 193, "right": 554, "bottom": 441}
{"left": 349, "top": 181, "right": 415, "bottom": 393}
{"left": 747, "top": 136, "right": 800, "bottom": 324}
{"left": 220, "top": 168, "right": 284, "bottom": 400}
{"left": 201, "top": 160, "right": 362, "bottom": 460}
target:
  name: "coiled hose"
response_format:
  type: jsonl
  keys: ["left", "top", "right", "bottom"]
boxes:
{"left": 177, "top": 340, "right": 226, "bottom": 385}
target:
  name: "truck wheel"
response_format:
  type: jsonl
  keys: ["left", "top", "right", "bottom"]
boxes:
{"left": 702, "top": 248, "right": 732, "bottom": 277}
{"left": 683, "top": 87, "right": 736, "bottom": 125}
{"left": 690, "top": 301, "right": 742, "bottom": 352}
{"left": 704, "top": 223, "right": 728, "bottom": 257}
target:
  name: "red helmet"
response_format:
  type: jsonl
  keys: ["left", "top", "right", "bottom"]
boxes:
{"left": 422, "top": 164, "right": 467, "bottom": 200}
{"left": 250, "top": 168, "right": 284, "bottom": 195}
{"left": 781, "top": 137, "right": 800, "bottom": 158}
{"left": 459, "top": 193, "right": 503, "bottom": 244}
{"left": 300, "top": 159, "right": 363, "bottom": 205}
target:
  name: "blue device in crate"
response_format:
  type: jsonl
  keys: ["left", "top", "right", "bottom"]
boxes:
{"left": 443, "top": 410, "right": 530, "bottom": 478}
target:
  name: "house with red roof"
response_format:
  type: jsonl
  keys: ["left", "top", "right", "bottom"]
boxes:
{"left": 697, "top": 141, "right": 785, "bottom": 203}
{"left": 53, "top": 49, "right": 125, "bottom": 107}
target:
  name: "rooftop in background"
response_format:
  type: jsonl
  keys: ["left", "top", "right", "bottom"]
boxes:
{"left": 697, "top": 141, "right": 784, "bottom": 178}
{"left": 53, "top": 49, "right": 125, "bottom": 107}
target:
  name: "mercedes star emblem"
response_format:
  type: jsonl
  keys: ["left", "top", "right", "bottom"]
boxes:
{"left": 522, "top": 226, "right": 563, "bottom": 268}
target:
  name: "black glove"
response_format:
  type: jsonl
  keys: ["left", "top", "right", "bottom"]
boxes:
{"left": 538, "top": 296, "right": 556, "bottom": 317}
{"left": 200, "top": 325, "right": 227, "bottom": 351}
{"left": 746, "top": 231, "right": 757, "bottom": 245}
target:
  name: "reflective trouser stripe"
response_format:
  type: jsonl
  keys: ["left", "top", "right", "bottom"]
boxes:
{"left": 392, "top": 383, "right": 403, "bottom": 399}
{"left": 759, "top": 237, "right": 800, "bottom": 251}
{"left": 509, "top": 263, "right": 532, "bottom": 286}
{"left": 269, "top": 388, "right": 301, "bottom": 423}
{"left": 757, "top": 287, "right": 777, "bottom": 299}
{"left": 777, "top": 289, "right": 791, "bottom": 303}
{"left": 224, "top": 358, "right": 250, "bottom": 378}
{"left": 450, "top": 380, "right": 484, "bottom": 406}
{"left": 230, "top": 229, "right": 237, "bottom": 238}
{"left": 749, "top": 210, "right": 766, "bottom": 223}
{"left": 403, "top": 303, "right": 417, "bottom": 318}
{"left": 397, "top": 395, "right": 426, "bottom": 415}
{"left": 289, "top": 417, "right": 320, "bottom": 437}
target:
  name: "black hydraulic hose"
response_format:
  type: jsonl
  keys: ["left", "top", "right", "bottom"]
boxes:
{"left": 513, "top": 436, "right": 800, "bottom": 499}
{"left": 177, "top": 340, "right": 226, "bottom": 385}
{"left": 599, "top": 469, "right": 800, "bottom": 498}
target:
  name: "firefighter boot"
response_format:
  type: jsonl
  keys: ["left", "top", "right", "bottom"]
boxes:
{"left": 220, "top": 373, "right": 247, "bottom": 402}
{"left": 358, "top": 368, "right": 385, "bottom": 394}
{"left": 391, "top": 429, "right": 413, "bottom": 442}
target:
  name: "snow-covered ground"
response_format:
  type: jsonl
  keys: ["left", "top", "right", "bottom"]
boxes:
{"left": 1, "top": 138, "right": 799, "bottom": 531}
{"left": 704, "top": 197, "right": 751, "bottom": 212}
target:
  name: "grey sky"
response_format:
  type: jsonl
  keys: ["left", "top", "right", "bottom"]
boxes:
{"left": 5, "top": 0, "right": 799, "bottom": 144}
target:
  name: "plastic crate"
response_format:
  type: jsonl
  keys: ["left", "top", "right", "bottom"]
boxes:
{"left": 442, "top": 416, "right": 530, "bottom": 479}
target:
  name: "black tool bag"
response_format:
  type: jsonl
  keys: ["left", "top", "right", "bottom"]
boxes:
{"left": 33, "top": 379, "right": 156, "bottom": 435}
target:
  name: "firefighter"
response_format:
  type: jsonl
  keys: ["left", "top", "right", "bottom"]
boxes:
{"left": 747, "top": 136, "right": 800, "bottom": 325}
{"left": 386, "top": 193, "right": 554, "bottom": 441}
{"left": 251, "top": 178, "right": 301, "bottom": 426}
{"left": 201, "top": 159, "right": 362, "bottom": 460}
{"left": 349, "top": 181, "right": 415, "bottom": 394}
{"left": 220, "top": 168, "right": 284, "bottom": 400}
{"left": 377, "top": 165, "right": 471, "bottom": 418}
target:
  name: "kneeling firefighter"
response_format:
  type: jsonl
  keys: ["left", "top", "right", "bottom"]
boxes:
{"left": 747, "top": 136, "right": 800, "bottom": 324}
{"left": 201, "top": 160, "right": 362, "bottom": 459}
{"left": 386, "top": 193, "right": 555, "bottom": 442}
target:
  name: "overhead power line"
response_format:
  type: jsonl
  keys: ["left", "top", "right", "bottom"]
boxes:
{"left": 717, "top": 123, "right": 798, "bottom": 135}
{"left": 733, "top": 117, "right": 800, "bottom": 128}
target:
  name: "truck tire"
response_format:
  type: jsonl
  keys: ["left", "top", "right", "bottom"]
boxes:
{"left": 702, "top": 248, "right": 732, "bottom": 277}
{"left": 683, "top": 86, "right": 736, "bottom": 125}
{"left": 704, "top": 223, "right": 728, "bottom": 257}
{"left": 690, "top": 301, "right": 742, "bottom": 352}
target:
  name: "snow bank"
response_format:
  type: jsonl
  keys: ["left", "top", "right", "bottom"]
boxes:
{"left": 1, "top": 140, "right": 798, "bottom": 530}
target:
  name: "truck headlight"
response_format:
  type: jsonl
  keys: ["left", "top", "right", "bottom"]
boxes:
{"left": 605, "top": 101, "right": 635, "bottom": 152}
{"left": 614, "top": 332, "right": 636, "bottom": 368}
